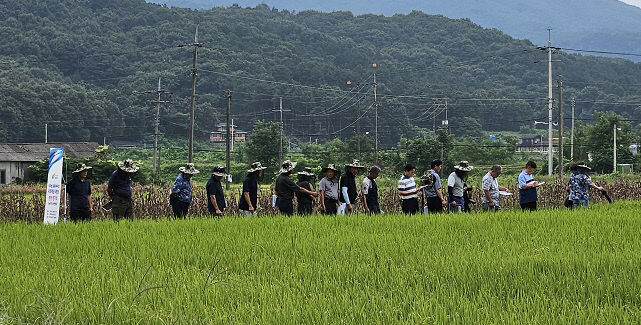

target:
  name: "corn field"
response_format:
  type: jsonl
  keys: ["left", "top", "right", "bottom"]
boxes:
{"left": 1, "top": 178, "right": 640, "bottom": 222}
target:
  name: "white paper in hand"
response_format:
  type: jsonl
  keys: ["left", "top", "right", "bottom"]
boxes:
{"left": 337, "top": 203, "right": 347, "bottom": 215}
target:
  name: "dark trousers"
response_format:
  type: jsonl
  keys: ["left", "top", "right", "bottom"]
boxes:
{"left": 277, "top": 197, "right": 294, "bottom": 216}
{"left": 298, "top": 203, "right": 313, "bottom": 216}
{"left": 401, "top": 198, "right": 420, "bottom": 215}
{"left": 171, "top": 200, "right": 190, "bottom": 218}
{"left": 69, "top": 209, "right": 91, "bottom": 222}
{"left": 112, "top": 195, "right": 133, "bottom": 221}
{"left": 426, "top": 196, "right": 443, "bottom": 213}
{"left": 520, "top": 201, "right": 537, "bottom": 212}
{"left": 369, "top": 205, "right": 381, "bottom": 214}
{"left": 323, "top": 197, "right": 338, "bottom": 215}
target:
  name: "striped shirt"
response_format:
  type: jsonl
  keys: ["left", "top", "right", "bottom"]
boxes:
{"left": 398, "top": 175, "right": 418, "bottom": 200}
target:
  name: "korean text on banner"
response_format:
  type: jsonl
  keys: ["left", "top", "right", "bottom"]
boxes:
{"left": 44, "top": 148, "right": 64, "bottom": 224}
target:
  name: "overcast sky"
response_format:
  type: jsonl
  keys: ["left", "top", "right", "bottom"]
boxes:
{"left": 621, "top": 0, "right": 641, "bottom": 8}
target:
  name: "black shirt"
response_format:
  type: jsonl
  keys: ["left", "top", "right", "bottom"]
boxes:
{"left": 339, "top": 172, "right": 358, "bottom": 204}
{"left": 108, "top": 169, "right": 132, "bottom": 199}
{"left": 275, "top": 173, "right": 300, "bottom": 200}
{"left": 238, "top": 176, "right": 258, "bottom": 210}
{"left": 206, "top": 176, "right": 226, "bottom": 213}
{"left": 296, "top": 181, "right": 313, "bottom": 206}
{"left": 66, "top": 178, "right": 91, "bottom": 212}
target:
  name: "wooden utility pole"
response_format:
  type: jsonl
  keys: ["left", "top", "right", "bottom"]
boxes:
{"left": 44, "top": 123, "right": 48, "bottom": 143}
{"left": 570, "top": 97, "right": 576, "bottom": 161}
{"left": 273, "top": 97, "right": 291, "bottom": 162}
{"left": 557, "top": 76, "right": 563, "bottom": 176}
{"left": 178, "top": 27, "right": 203, "bottom": 163}
{"left": 144, "top": 77, "right": 170, "bottom": 176}
{"left": 372, "top": 63, "right": 379, "bottom": 164}
{"left": 225, "top": 89, "right": 232, "bottom": 190}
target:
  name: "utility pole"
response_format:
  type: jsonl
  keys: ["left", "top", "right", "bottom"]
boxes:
{"left": 445, "top": 98, "right": 449, "bottom": 134}
{"left": 44, "top": 123, "right": 48, "bottom": 143}
{"left": 357, "top": 96, "right": 361, "bottom": 160}
{"left": 547, "top": 28, "right": 554, "bottom": 176}
{"left": 557, "top": 76, "right": 563, "bottom": 176}
{"left": 373, "top": 63, "right": 379, "bottom": 164}
{"left": 273, "top": 97, "right": 291, "bottom": 162}
{"left": 178, "top": 27, "right": 203, "bottom": 163}
{"left": 144, "top": 77, "right": 170, "bottom": 176}
{"left": 225, "top": 90, "right": 232, "bottom": 190}
{"left": 571, "top": 97, "right": 575, "bottom": 161}
{"left": 613, "top": 124, "right": 618, "bottom": 173}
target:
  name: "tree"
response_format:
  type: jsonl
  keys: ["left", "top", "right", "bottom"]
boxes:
{"left": 245, "top": 120, "right": 286, "bottom": 174}
{"left": 585, "top": 112, "right": 635, "bottom": 173}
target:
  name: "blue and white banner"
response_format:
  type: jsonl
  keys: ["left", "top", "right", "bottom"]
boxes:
{"left": 44, "top": 148, "right": 64, "bottom": 225}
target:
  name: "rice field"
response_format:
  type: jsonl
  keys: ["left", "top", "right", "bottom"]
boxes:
{"left": 2, "top": 201, "right": 641, "bottom": 323}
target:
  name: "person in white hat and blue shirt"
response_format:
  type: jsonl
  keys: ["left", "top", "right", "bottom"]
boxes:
{"left": 170, "top": 163, "right": 199, "bottom": 218}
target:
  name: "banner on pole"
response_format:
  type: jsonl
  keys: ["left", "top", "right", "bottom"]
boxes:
{"left": 44, "top": 148, "right": 64, "bottom": 225}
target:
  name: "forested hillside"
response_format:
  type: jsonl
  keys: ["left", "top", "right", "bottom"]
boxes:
{"left": 1, "top": 0, "right": 640, "bottom": 147}
{"left": 153, "top": 0, "right": 641, "bottom": 59}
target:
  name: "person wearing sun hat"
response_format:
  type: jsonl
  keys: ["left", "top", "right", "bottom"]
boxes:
{"left": 296, "top": 167, "right": 316, "bottom": 216}
{"left": 275, "top": 160, "right": 318, "bottom": 216}
{"left": 567, "top": 162, "right": 603, "bottom": 209}
{"left": 339, "top": 159, "right": 366, "bottom": 213}
{"left": 170, "top": 163, "right": 199, "bottom": 218}
{"left": 239, "top": 162, "right": 267, "bottom": 217}
{"left": 63, "top": 163, "right": 93, "bottom": 222}
{"left": 318, "top": 164, "right": 341, "bottom": 215}
{"left": 206, "top": 166, "right": 228, "bottom": 217}
{"left": 107, "top": 159, "right": 139, "bottom": 221}
{"left": 447, "top": 161, "right": 473, "bottom": 213}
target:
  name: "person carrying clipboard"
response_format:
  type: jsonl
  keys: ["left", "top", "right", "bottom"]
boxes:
{"left": 518, "top": 161, "right": 541, "bottom": 211}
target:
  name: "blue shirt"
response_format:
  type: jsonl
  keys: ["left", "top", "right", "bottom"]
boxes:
{"left": 108, "top": 169, "right": 132, "bottom": 199}
{"left": 424, "top": 170, "right": 442, "bottom": 198}
{"left": 171, "top": 173, "right": 193, "bottom": 203}
{"left": 518, "top": 170, "right": 537, "bottom": 204}
{"left": 569, "top": 172, "right": 593, "bottom": 201}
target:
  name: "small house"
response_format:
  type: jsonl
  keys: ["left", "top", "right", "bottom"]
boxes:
{"left": 0, "top": 142, "right": 99, "bottom": 185}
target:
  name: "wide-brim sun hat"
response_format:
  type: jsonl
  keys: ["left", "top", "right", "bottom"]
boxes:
{"left": 118, "top": 159, "right": 139, "bottom": 173}
{"left": 211, "top": 166, "right": 227, "bottom": 177}
{"left": 279, "top": 160, "right": 297, "bottom": 174}
{"left": 345, "top": 159, "right": 365, "bottom": 169}
{"left": 454, "top": 161, "right": 473, "bottom": 172}
{"left": 179, "top": 163, "right": 200, "bottom": 175}
{"left": 575, "top": 162, "right": 592, "bottom": 171}
{"left": 72, "top": 163, "right": 92, "bottom": 174}
{"left": 298, "top": 167, "right": 315, "bottom": 177}
{"left": 322, "top": 164, "right": 340, "bottom": 173}
{"left": 248, "top": 162, "right": 268, "bottom": 173}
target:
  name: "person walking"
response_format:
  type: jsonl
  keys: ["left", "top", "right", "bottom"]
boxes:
{"left": 423, "top": 159, "right": 447, "bottom": 214}
{"left": 448, "top": 161, "right": 473, "bottom": 213}
{"left": 170, "top": 163, "right": 199, "bottom": 218}
{"left": 319, "top": 164, "right": 340, "bottom": 215}
{"left": 275, "top": 160, "right": 318, "bottom": 216}
{"left": 64, "top": 163, "right": 93, "bottom": 222}
{"left": 339, "top": 159, "right": 365, "bottom": 214}
{"left": 567, "top": 162, "right": 603, "bottom": 209}
{"left": 206, "top": 166, "right": 227, "bottom": 217}
{"left": 107, "top": 159, "right": 139, "bottom": 221}
{"left": 296, "top": 167, "right": 316, "bottom": 216}
{"left": 481, "top": 165, "right": 510, "bottom": 212}
{"left": 239, "top": 162, "right": 267, "bottom": 217}
{"left": 361, "top": 165, "right": 382, "bottom": 214}
{"left": 398, "top": 164, "right": 422, "bottom": 215}
{"left": 518, "top": 161, "right": 540, "bottom": 212}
